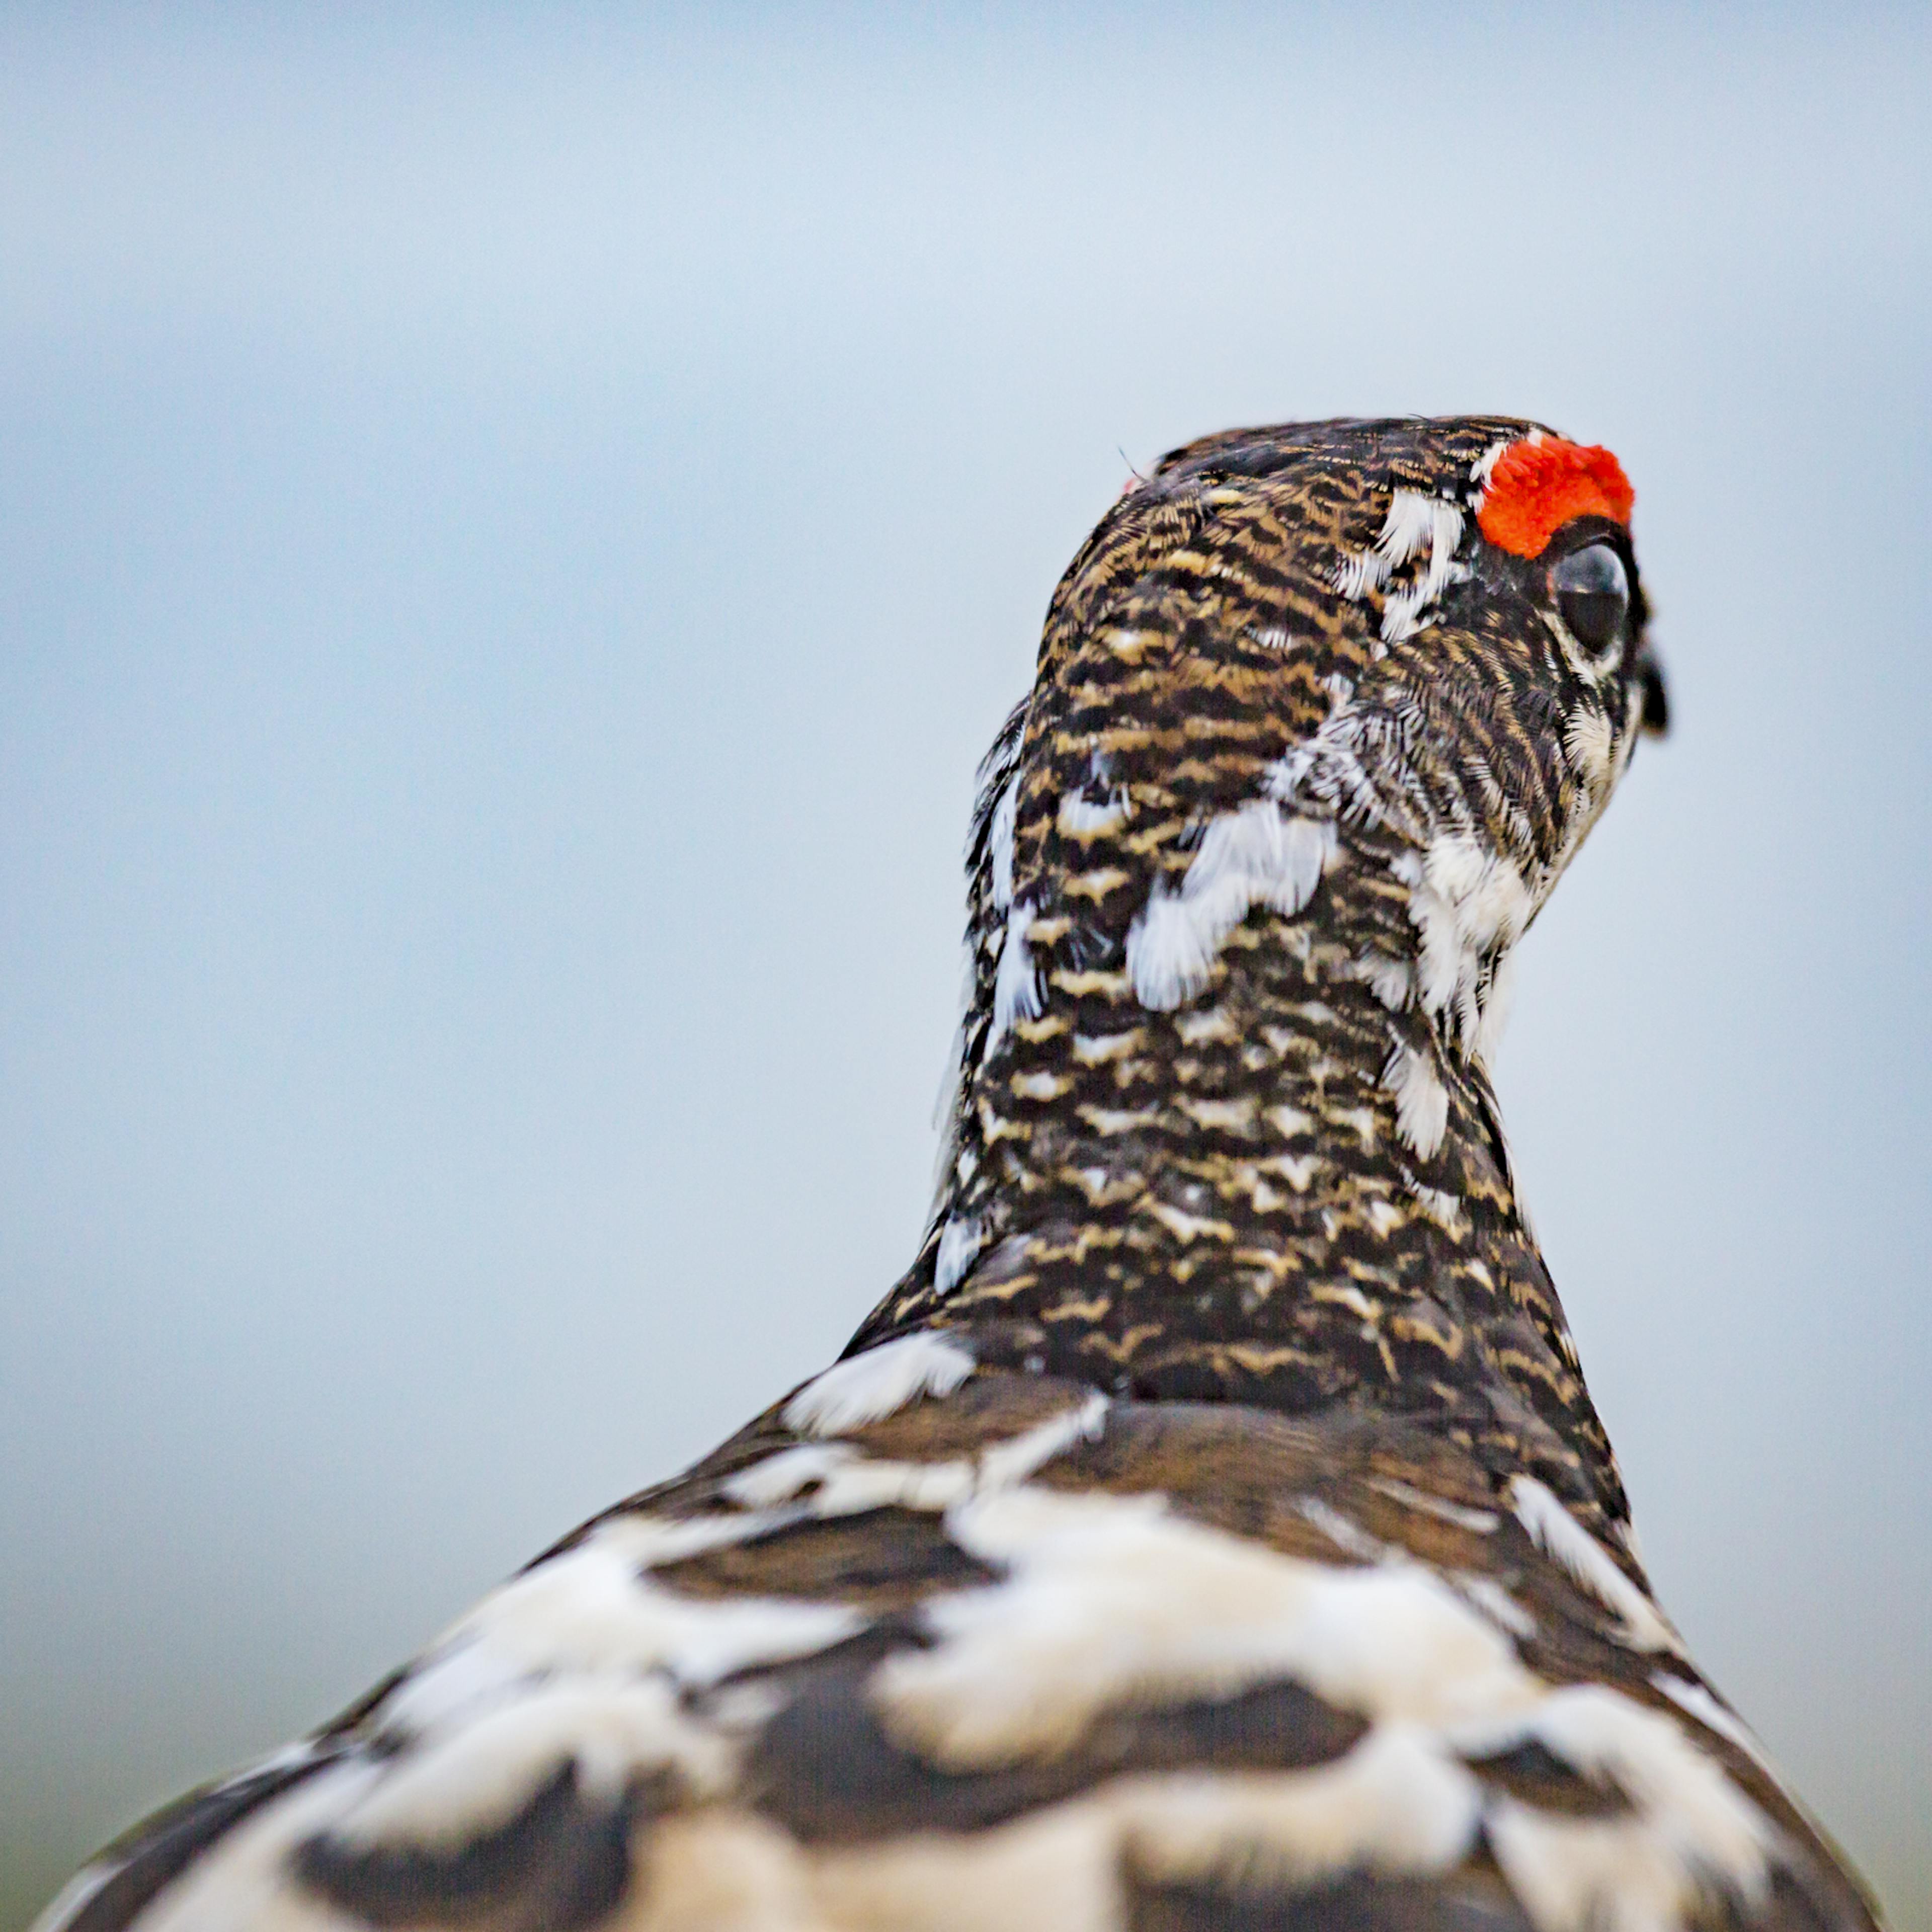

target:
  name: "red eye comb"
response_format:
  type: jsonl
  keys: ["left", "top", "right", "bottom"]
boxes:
{"left": 1476, "top": 438, "right": 1633, "bottom": 558}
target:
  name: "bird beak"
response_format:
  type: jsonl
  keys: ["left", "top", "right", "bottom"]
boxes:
{"left": 1638, "top": 654, "right": 1669, "bottom": 738}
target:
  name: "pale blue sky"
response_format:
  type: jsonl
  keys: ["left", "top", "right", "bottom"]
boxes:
{"left": 2, "top": 6, "right": 1928, "bottom": 1926}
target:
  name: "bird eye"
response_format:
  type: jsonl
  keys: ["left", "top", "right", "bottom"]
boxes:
{"left": 1550, "top": 542, "right": 1630, "bottom": 664}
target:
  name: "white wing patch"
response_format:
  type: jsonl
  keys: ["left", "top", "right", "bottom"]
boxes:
{"left": 783, "top": 1331, "right": 977, "bottom": 1436}
{"left": 1131, "top": 1727, "right": 1484, "bottom": 1890}
{"left": 877, "top": 1486, "right": 1543, "bottom": 1765}
{"left": 1508, "top": 1477, "right": 1683, "bottom": 1656}
{"left": 729, "top": 1390, "right": 1109, "bottom": 1520}
{"left": 113, "top": 1764, "right": 381, "bottom": 1932}
{"left": 793, "top": 1741, "right": 1477, "bottom": 1932}
{"left": 1651, "top": 1673, "right": 1784, "bottom": 1784}
{"left": 1485, "top": 1687, "right": 1779, "bottom": 1932}
{"left": 330, "top": 1679, "right": 730, "bottom": 1848}
{"left": 449, "top": 1527, "right": 862, "bottom": 1690}
{"left": 42, "top": 1399, "right": 1800, "bottom": 1932}
{"left": 857, "top": 1485, "right": 1774, "bottom": 1930}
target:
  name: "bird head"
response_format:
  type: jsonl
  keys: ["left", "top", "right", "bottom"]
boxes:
{"left": 965, "top": 416, "right": 1664, "bottom": 1083}
{"left": 869, "top": 417, "right": 1662, "bottom": 1514}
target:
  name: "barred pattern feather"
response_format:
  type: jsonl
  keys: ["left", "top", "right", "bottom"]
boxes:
{"left": 36, "top": 418, "right": 1881, "bottom": 1932}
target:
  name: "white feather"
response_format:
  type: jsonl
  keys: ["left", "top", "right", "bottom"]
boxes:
{"left": 453, "top": 1530, "right": 861, "bottom": 1691}
{"left": 1382, "top": 1041, "right": 1450, "bottom": 1161}
{"left": 879, "top": 1486, "right": 1540, "bottom": 1767}
{"left": 934, "top": 1213, "right": 986, "bottom": 1295}
{"left": 989, "top": 774, "right": 1021, "bottom": 912}
{"left": 988, "top": 899, "right": 1043, "bottom": 1047}
{"left": 783, "top": 1331, "right": 977, "bottom": 1437}
{"left": 1508, "top": 1478, "right": 1682, "bottom": 1656}
{"left": 1126, "top": 805, "right": 1333, "bottom": 1012}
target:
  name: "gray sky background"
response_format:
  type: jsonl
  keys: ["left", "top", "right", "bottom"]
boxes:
{"left": 2, "top": 5, "right": 1927, "bottom": 1926}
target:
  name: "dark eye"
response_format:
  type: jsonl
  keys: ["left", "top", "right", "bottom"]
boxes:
{"left": 1551, "top": 542, "right": 1630, "bottom": 663}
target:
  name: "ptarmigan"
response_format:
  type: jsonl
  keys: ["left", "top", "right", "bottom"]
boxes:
{"left": 38, "top": 418, "right": 1883, "bottom": 1932}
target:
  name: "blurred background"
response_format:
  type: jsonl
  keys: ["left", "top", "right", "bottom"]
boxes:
{"left": 2, "top": 4, "right": 1927, "bottom": 1926}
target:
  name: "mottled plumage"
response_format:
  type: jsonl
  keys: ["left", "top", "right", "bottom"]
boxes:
{"left": 37, "top": 418, "right": 1881, "bottom": 1932}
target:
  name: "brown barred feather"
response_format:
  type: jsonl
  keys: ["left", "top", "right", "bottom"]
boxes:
{"left": 34, "top": 418, "right": 1880, "bottom": 1932}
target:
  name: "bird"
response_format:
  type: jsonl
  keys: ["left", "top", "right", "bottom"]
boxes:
{"left": 36, "top": 415, "right": 1883, "bottom": 1932}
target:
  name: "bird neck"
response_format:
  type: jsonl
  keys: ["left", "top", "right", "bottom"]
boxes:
{"left": 849, "top": 839, "right": 1629, "bottom": 1532}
